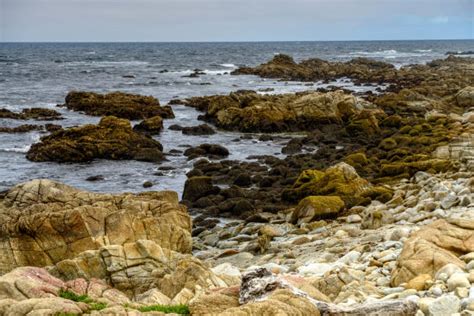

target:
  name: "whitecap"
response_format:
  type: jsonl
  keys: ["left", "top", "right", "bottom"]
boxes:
{"left": 219, "top": 63, "right": 237, "bottom": 68}
{"left": 415, "top": 49, "right": 432, "bottom": 53}
{"left": 0, "top": 145, "right": 31, "bottom": 153}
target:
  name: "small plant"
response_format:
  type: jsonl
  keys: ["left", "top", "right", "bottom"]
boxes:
{"left": 58, "top": 289, "right": 107, "bottom": 311}
{"left": 89, "top": 302, "right": 108, "bottom": 311}
{"left": 138, "top": 304, "right": 190, "bottom": 314}
{"left": 59, "top": 289, "right": 93, "bottom": 303}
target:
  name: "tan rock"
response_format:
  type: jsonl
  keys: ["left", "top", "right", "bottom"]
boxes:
{"left": 220, "top": 289, "right": 320, "bottom": 316}
{"left": 0, "top": 179, "right": 192, "bottom": 275}
{"left": 391, "top": 218, "right": 474, "bottom": 286}
{"left": 405, "top": 274, "right": 432, "bottom": 291}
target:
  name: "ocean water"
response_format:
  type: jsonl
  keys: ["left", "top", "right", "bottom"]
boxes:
{"left": 0, "top": 40, "right": 473, "bottom": 195}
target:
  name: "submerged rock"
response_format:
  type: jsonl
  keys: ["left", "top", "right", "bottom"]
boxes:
{"left": 61, "top": 91, "right": 174, "bottom": 120}
{"left": 0, "top": 107, "right": 63, "bottom": 120}
{"left": 182, "top": 123, "right": 216, "bottom": 135}
{"left": 184, "top": 143, "right": 230, "bottom": 160}
{"left": 26, "top": 116, "right": 164, "bottom": 163}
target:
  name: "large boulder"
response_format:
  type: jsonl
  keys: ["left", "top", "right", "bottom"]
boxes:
{"left": 51, "top": 239, "right": 228, "bottom": 298}
{"left": 62, "top": 91, "right": 174, "bottom": 119}
{"left": 291, "top": 196, "right": 345, "bottom": 224}
{"left": 184, "top": 143, "right": 230, "bottom": 160}
{"left": 133, "top": 115, "right": 163, "bottom": 135}
{"left": 0, "top": 179, "right": 192, "bottom": 275}
{"left": 182, "top": 176, "right": 220, "bottom": 202}
{"left": 283, "top": 162, "right": 373, "bottom": 207}
{"left": 26, "top": 116, "right": 164, "bottom": 162}
{"left": 391, "top": 219, "right": 474, "bottom": 286}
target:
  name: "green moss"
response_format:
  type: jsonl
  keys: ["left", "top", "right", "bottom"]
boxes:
{"left": 292, "top": 195, "right": 345, "bottom": 223}
{"left": 399, "top": 126, "right": 412, "bottom": 134}
{"left": 381, "top": 159, "right": 453, "bottom": 177}
{"left": 344, "top": 152, "right": 369, "bottom": 167}
{"left": 361, "top": 185, "right": 394, "bottom": 203}
{"left": 379, "top": 138, "right": 397, "bottom": 150}
{"left": 138, "top": 304, "right": 190, "bottom": 314}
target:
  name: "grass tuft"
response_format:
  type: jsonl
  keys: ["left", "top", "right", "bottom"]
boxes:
{"left": 58, "top": 289, "right": 107, "bottom": 311}
{"left": 138, "top": 304, "right": 190, "bottom": 314}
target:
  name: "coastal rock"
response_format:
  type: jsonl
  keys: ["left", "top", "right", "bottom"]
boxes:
{"left": 291, "top": 195, "right": 345, "bottom": 223}
{"left": 283, "top": 162, "right": 373, "bottom": 207}
{"left": 133, "top": 115, "right": 163, "bottom": 135}
{"left": 62, "top": 91, "right": 174, "bottom": 120}
{"left": 26, "top": 116, "right": 165, "bottom": 162}
{"left": 456, "top": 86, "right": 474, "bottom": 108}
{"left": 183, "top": 143, "right": 229, "bottom": 160}
{"left": 391, "top": 219, "right": 474, "bottom": 286}
{"left": 182, "top": 124, "right": 216, "bottom": 135}
{"left": 231, "top": 54, "right": 395, "bottom": 83}
{"left": 183, "top": 90, "right": 375, "bottom": 132}
{"left": 182, "top": 176, "right": 219, "bottom": 202}
{"left": 0, "top": 107, "right": 63, "bottom": 120}
{"left": 0, "top": 179, "right": 192, "bottom": 275}
{"left": 0, "top": 124, "right": 43, "bottom": 133}
{"left": 52, "top": 240, "right": 228, "bottom": 298}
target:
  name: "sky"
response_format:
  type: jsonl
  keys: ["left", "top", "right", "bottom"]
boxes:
{"left": 0, "top": 0, "right": 473, "bottom": 42}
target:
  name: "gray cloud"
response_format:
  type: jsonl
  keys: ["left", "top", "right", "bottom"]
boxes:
{"left": 1, "top": 0, "right": 472, "bottom": 41}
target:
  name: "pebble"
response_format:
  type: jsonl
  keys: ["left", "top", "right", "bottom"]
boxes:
{"left": 436, "top": 264, "right": 465, "bottom": 281}
{"left": 448, "top": 273, "right": 470, "bottom": 291}
{"left": 346, "top": 214, "right": 362, "bottom": 223}
{"left": 427, "top": 294, "right": 461, "bottom": 316}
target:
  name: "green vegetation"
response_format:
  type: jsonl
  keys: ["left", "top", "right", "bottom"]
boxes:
{"left": 58, "top": 289, "right": 107, "bottom": 311}
{"left": 137, "top": 304, "right": 190, "bottom": 314}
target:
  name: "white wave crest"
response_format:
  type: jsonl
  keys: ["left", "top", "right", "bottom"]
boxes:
{"left": 219, "top": 63, "right": 237, "bottom": 68}
{"left": 0, "top": 145, "right": 31, "bottom": 153}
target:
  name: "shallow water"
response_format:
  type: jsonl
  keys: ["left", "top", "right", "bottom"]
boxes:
{"left": 1, "top": 40, "right": 472, "bottom": 195}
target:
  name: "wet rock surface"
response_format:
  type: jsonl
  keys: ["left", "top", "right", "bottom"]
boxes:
{"left": 26, "top": 116, "right": 165, "bottom": 163}
{"left": 0, "top": 107, "right": 63, "bottom": 120}
{"left": 61, "top": 91, "right": 174, "bottom": 120}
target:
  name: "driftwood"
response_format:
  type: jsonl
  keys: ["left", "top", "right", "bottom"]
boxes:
{"left": 240, "top": 268, "right": 418, "bottom": 316}
{"left": 315, "top": 299, "right": 418, "bottom": 316}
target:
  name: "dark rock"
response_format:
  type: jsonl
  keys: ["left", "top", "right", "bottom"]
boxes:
{"left": 27, "top": 116, "right": 164, "bottom": 163}
{"left": 182, "top": 124, "right": 216, "bottom": 135}
{"left": 184, "top": 144, "right": 229, "bottom": 160}
{"left": 61, "top": 91, "right": 174, "bottom": 120}
{"left": 86, "top": 175, "right": 104, "bottom": 182}
{"left": 282, "top": 138, "right": 303, "bottom": 154}
{"left": 182, "top": 176, "right": 220, "bottom": 202}
{"left": 133, "top": 116, "right": 163, "bottom": 135}
{"left": 0, "top": 108, "right": 63, "bottom": 121}
{"left": 143, "top": 181, "right": 153, "bottom": 188}
{"left": 0, "top": 124, "right": 43, "bottom": 133}
{"left": 233, "top": 174, "right": 252, "bottom": 187}
{"left": 169, "top": 124, "right": 184, "bottom": 131}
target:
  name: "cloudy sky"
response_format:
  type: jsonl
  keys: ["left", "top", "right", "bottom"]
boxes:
{"left": 1, "top": 0, "right": 472, "bottom": 42}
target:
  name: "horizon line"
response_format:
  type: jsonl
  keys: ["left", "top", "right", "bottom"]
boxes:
{"left": 1, "top": 38, "right": 473, "bottom": 44}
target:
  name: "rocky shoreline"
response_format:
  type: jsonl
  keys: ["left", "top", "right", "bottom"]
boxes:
{"left": 0, "top": 55, "right": 473, "bottom": 315}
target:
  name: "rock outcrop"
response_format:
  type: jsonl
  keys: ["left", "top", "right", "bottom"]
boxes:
{"left": 0, "top": 179, "right": 192, "bottom": 275}
{"left": 392, "top": 219, "right": 474, "bottom": 286}
{"left": 26, "top": 116, "right": 165, "bottom": 162}
{"left": 62, "top": 91, "right": 174, "bottom": 120}
{"left": 183, "top": 90, "right": 376, "bottom": 132}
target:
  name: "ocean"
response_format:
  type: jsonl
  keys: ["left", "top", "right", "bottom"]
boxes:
{"left": 0, "top": 40, "right": 473, "bottom": 195}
